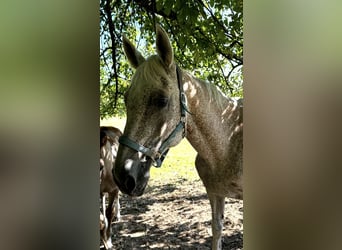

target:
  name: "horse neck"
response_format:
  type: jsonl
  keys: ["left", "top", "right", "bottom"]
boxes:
{"left": 183, "top": 73, "right": 236, "bottom": 162}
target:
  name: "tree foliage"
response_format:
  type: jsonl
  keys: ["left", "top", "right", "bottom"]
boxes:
{"left": 100, "top": 0, "right": 243, "bottom": 118}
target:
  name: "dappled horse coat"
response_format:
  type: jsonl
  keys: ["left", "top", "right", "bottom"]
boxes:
{"left": 100, "top": 126, "right": 122, "bottom": 249}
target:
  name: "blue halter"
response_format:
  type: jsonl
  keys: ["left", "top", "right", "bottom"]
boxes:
{"left": 119, "top": 65, "right": 188, "bottom": 167}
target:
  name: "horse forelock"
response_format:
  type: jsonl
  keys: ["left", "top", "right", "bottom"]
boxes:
{"left": 130, "top": 55, "right": 176, "bottom": 90}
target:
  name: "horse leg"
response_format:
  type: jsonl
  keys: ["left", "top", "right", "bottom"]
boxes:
{"left": 104, "top": 192, "right": 116, "bottom": 250}
{"left": 100, "top": 193, "right": 113, "bottom": 249}
{"left": 101, "top": 188, "right": 119, "bottom": 250}
{"left": 107, "top": 190, "right": 120, "bottom": 221}
{"left": 100, "top": 193, "right": 106, "bottom": 232}
{"left": 112, "top": 188, "right": 120, "bottom": 221}
{"left": 208, "top": 193, "right": 225, "bottom": 250}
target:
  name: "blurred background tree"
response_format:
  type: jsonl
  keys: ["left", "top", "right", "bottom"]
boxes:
{"left": 100, "top": 0, "right": 243, "bottom": 118}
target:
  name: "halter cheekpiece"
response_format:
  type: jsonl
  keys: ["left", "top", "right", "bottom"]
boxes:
{"left": 119, "top": 65, "right": 188, "bottom": 168}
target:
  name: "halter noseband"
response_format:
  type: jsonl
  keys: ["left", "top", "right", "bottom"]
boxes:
{"left": 119, "top": 65, "right": 188, "bottom": 168}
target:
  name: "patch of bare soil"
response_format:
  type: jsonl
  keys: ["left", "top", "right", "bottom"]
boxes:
{"left": 103, "top": 178, "right": 243, "bottom": 249}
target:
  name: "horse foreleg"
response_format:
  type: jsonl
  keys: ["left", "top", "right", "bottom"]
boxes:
{"left": 101, "top": 193, "right": 109, "bottom": 237}
{"left": 104, "top": 193, "right": 116, "bottom": 249}
{"left": 208, "top": 194, "right": 225, "bottom": 250}
{"left": 100, "top": 193, "right": 110, "bottom": 249}
{"left": 108, "top": 188, "right": 120, "bottom": 222}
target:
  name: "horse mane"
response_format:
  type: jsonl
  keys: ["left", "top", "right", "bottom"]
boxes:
{"left": 202, "top": 78, "right": 231, "bottom": 111}
{"left": 183, "top": 71, "right": 235, "bottom": 112}
{"left": 135, "top": 55, "right": 238, "bottom": 112}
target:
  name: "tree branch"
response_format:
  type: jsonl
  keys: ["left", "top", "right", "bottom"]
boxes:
{"left": 104, "top": 0, "right": 119, "bottom": 108}
{"left": 217, "top": 59, "right": 234, "bottom": 94}
{"left": 195, "top": 26, "right": 242, "bottom": 64}
{"left": 196, "top": 0, "right": 233, "bottom": 40}
{"left": 226, "top": 62, "right": 243, "bottom": 84}
{"left": 133, "top": 0, "right": 178, "bottom": 20}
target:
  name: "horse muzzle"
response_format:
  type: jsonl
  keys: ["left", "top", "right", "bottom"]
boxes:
{"left": 113, "top": 156, "right": 151, "bottom": 197}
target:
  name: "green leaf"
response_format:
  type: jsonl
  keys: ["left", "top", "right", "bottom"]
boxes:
{"left": 100, "top": 0, "right": 243, "bottom": 117}
{"left": 156, "top": 1, "right": 163, "bottom": 11}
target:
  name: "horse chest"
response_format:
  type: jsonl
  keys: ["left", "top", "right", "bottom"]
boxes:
{"left": 195, "top": 154, "right": 236, "bottom": 195}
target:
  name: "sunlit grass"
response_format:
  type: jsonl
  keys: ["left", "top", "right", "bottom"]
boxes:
{"left": 100, "top": 117, "right": 199, "bottom": 183}
{"left": 153, "top": 138, "right": 198, "bottom": 182}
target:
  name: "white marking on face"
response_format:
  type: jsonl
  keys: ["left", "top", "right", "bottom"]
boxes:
{"left": 124, "top": 159, "right": 134, "bottom": 171}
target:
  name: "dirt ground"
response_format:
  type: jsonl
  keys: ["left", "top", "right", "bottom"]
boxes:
{"left": 101, "top": 177, "right": 243, "bottom": 250}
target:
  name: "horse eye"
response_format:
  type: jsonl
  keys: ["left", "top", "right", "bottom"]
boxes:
{"left": 154, "top": 96, "right": 168, "bottom": 108}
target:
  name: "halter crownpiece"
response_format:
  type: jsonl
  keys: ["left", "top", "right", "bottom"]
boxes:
{"left": 119, "top": 65, "right": 188, "bottom": 168}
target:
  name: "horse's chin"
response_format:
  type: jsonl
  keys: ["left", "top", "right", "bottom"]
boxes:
{"left": 130, "top": 187, "right": 146, "bottom": 197}
{"left": 129, "top": 174, "right": 149, "bottom": 197}
{"left": 113, "top": 170, "right": 149, "bottom": 197}
{"left": 118, "top": 182, "right": 147, "bottom": 197}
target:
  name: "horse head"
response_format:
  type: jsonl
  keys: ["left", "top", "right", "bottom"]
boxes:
{"left": 113, "top": 25, "right": 186, "bottom": 196}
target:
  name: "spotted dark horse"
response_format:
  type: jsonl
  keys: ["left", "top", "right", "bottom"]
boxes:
{"left": 100, "top": 126, "right": 122, "bottom": 249}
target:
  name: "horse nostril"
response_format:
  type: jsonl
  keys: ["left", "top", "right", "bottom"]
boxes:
{"left": 125, "top": 175, "right": 136, "bottom": 193}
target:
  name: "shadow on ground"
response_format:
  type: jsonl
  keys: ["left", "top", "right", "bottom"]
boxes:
{"left": 102, "top": 179, "right": 243, "bottom": 249}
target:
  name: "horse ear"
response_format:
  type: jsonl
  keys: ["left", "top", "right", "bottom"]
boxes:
{"left": 156, "top": 24, "right": 173, "bottom": 68}
{"left": 122, "top": 35, "right": 146, "bottom": 69}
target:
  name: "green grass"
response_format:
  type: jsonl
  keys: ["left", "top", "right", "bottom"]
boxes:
{"left": 100, "top": 117, "right": 199, "bottom": 183}
{"left": 152, "top": 138, "right": 198, "bottom": 182}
